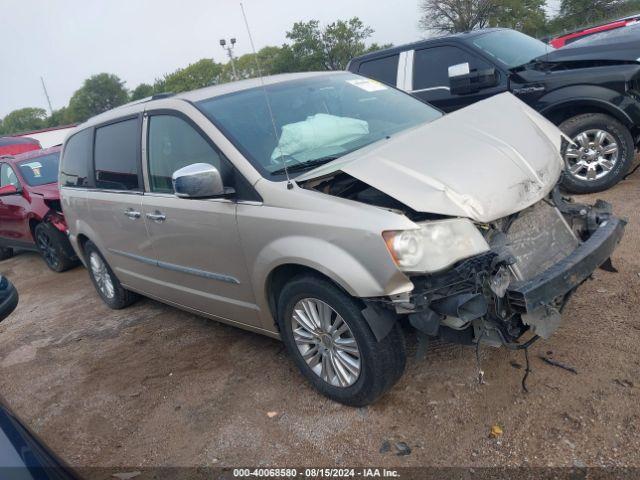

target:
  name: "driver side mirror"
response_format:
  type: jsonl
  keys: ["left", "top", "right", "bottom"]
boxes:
{"left": 172, "top": 163, "right": 234, "bottom": 199}
{"left": 0, "top": 185, "right": 19, "bottom": 197}
{"left": 449, "top": 63, "right": 499, "bottom": 95}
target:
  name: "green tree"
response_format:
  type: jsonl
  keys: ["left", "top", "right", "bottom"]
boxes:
{"left": 419, "top": 0, "right": 498, "bottom": 34}
{"left": 219, "top": 46, "right": 299, "bottom": 82}
{"left": 0, "top": 107, "right": 47, "bottom": 135}
{"left": 155, "top": 59, "right": 223, "bottom": 94}
{"left": 46, "top": 107, "right": 70, "bottom": 128}
{"left": 285, "top": 17, "right": 379, "bottom": 70}
{"left": 419, "top": 0, "right": 547, "bottom": 35}
{"left": 66, "top": 73, "right": 128, "bottom": 123}
{"left": 130, "top": 83, "right": 155, "bottom": 101}
{"left": 550, "top": 0, "right": 640, "bottom": 32}
{"left": 489, "top": 0, "right": 548, "bottom": 36}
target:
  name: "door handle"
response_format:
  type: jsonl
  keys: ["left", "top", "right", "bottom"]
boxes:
{"left": 124, "top": 209, "right": 141, "bottom": 219}
{"left": 146, "top": 211, "right": 166, "bottom": 223}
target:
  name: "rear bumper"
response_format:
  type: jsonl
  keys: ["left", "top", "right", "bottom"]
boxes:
{"left": 507, "top": 217, "right": 626, "bottom": 312}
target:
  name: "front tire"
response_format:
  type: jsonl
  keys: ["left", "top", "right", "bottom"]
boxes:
{"left": 84, "top": 241, "right": 139, "bottom": 309}
{"left": 34, "top": 223, "right": 79, "bottom": 272}
{"left": 560, "top": 113, "right": 634, "bottom": 193}
{"left": 277, "top": 274, "right": 406, "bottom": 406}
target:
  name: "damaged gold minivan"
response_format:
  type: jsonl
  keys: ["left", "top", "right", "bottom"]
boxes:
{"left": 60, "top": 72, "right": 625, "bottom": 406}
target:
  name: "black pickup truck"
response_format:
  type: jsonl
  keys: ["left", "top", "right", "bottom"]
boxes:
{"left": 348, "top": 26, "right": 640, "bottom": 193}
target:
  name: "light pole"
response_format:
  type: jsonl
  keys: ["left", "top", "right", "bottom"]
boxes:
{"left": 220, "top": 38, "right": 238, "bottom": 80}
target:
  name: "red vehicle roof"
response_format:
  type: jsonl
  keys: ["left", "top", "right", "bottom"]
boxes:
{"left": 0, "top": 136, "right": 41, "bottom": 156}
{"left": 2, "top": 145, "right": 61, "bottom": 166}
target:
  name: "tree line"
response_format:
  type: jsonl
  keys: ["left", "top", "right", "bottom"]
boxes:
{"left": 0, "top": 18, "right": 386, "bottom": 135}
{"left": 2, "top": 1, "right": 639, "bottom": 135}
{"left": 420, "top": 0, "right": 640, "bottom": 37}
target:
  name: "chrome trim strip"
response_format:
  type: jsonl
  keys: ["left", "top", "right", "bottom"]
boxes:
{"left": 118, "top": 268, "right": 257, "bottom": 311}
{"left": 108, "top": 248, "right": 241, "bottom": 285}
{"left": 411, "top": 86, "right": 450, "bottom": 93}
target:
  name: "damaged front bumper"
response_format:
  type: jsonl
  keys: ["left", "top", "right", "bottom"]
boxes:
{"left": 379, "top": 191, "right": 626, "bottom": 347}
{"left": 507, "top": 216, "right": 625, "bottom": 313}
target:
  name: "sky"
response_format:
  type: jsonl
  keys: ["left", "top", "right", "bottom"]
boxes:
{"left": 1, "top": 0, "right": 432, "bottom": 118}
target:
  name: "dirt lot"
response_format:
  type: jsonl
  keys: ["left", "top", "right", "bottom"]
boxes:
{"left": 0, "top": 172, "right": 638, "bottom": 471}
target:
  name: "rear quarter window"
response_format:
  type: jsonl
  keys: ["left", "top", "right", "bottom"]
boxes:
{"left": 60, "top": 129, "right": 93, "bottom": 188}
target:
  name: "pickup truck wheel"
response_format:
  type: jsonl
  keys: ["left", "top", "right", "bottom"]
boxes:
{"left": 0, "top": 248, "right": 13, "bottom": 261}
{"left": 84, "top": 241, "right": 139, "bottom": 309}
{"left": 277, "top": 274, "right": 406, "bottom": 406}
{"left": 560, "top": 113, "right": 634, "bottom": 193}
{"left": 34, "top": 223, "right": 79, "bottom": 272}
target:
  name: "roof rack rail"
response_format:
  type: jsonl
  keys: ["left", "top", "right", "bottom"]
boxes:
{"left": 151, "top": 92, "right": 175, "bottom": 100}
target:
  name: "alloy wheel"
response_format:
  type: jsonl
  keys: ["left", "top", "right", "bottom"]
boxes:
{"left": 36, "top": 230, "right": 60, "bottom": 270}
{"left": 89, "top": 252, "right": 115, "bottom": 299}
{"left": 564, "top": 129, "right": 619, "bottom": 181}
{"left": 290, "top": 298, "right": 361, "bottom": 387}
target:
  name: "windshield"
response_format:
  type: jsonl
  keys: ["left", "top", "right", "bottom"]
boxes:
{"left": 17, "top": 152, "right": 60, "bottom": 186}
{"left": 467, "top": 30, "right": 554, "bottom": 68}
{"left": 196, "top": 73, "right": 442, "bottom": 178}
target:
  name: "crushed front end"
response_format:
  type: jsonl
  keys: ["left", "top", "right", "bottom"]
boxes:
{"left": 393, "top": 187, "right": 626, "bottom": 347}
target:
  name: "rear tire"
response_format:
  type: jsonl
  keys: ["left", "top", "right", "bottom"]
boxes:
{"left": 277, "top": 274, "right": 406, "bottom": 406}
{"left": 34, "top": 223, "right": 79, "bottom": 272}
{"left": 560, "top": 113, "right": 634, "bottom": 193}
{"left": 0, "top": 248, "right": 14, "bottom": 261}
{"left": 84, "top": 241, "right": 139, "bottom": 309}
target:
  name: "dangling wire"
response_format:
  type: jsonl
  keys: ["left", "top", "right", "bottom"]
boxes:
{"left": 475, "top": 330, "right": 486, "bottom": 385}
{"left": 522, "top": 347, "right": 531, "bottom": 393}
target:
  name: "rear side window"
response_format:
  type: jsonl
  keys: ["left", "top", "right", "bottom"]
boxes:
{"left": 60, "top": 129, "right": 92, "bottom": 187}
{"left": 413, "top": 46, "right": 490, "bottom": 90}
{"left": 0, "top": 164, "right": 19, "bottom": 188}
{"left": 94, "top": 118, "right": 141, "bottom": 191}
{"left": 357, "top": 54, "right": 399, "bottom": 86}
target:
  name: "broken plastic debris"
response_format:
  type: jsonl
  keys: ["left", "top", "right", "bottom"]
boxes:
{"left": 266, "top": 411, "right": 278, "bottom": 418}
{"left": 489, "top": 425, "right": 503, "bottom": 438}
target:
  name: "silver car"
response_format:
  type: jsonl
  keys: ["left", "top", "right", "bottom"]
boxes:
{"left": 60, "top": 72, "right": 624, "bottom": 405}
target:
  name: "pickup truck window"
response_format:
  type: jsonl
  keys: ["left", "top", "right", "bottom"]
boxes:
{"left": 358, "top": 54, "right": 399, "bottom": 86}
{"left": 467, "top": 30, "right": 553, "bottom": 69}
{"left": 413, "top": 46, "right": 490, "bottom": 91}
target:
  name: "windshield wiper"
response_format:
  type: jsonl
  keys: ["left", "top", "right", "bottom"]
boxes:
{"left": 270, "top": 155, "right": 341, "bottom": 176}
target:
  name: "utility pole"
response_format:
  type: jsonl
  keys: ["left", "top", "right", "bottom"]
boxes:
{"left": 40, "top": 76, "right": 54, "bottom": 115}
{"left": 219, "top": 38, "right": 238, "bottom": 80}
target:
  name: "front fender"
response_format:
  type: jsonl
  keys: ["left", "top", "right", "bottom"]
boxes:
{"left": 537, "top": 85, "right": 639, "bottom": 127}
{"left": 252, "top": 235, "right": 413, "bottom": 314}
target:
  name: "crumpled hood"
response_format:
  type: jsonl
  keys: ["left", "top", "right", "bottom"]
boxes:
{"left": 298, "top": 93, "right": 564, "bottom": 223}
{"left": 28, "top": 183, "right": 60, "bottom": 200}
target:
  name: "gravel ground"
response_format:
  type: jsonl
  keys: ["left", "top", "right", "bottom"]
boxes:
{"left": 0, "top": 171, "right": 638, "bottom": 470}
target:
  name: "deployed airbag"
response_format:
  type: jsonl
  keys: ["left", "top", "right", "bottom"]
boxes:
{"left": 271, "top": 113, "right": 369, "bottom": 161}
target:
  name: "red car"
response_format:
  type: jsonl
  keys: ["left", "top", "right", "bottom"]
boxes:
{"left": 0, "top": 136, "right": 41, "bottom": 156}
{"left": 549, "top": 14, "right": 640, "bottom": 48}
{"left": 0, "top": 146, "right": 78, "bottom": 272}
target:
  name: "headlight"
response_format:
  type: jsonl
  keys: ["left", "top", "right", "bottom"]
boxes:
{"left": 383, "top": 218, "right": 490, "bottom": 273}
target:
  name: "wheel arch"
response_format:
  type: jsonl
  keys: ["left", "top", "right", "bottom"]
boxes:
{"left": 265, "top": 263, "right": 353, "bottom": 330}
{"left": 540, "top": 98, "right": 634, "bottom": 131}
{"left": 252, "top": 235, "right": 411, "bottom": 331}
